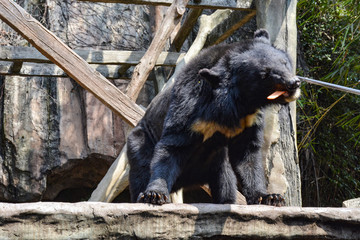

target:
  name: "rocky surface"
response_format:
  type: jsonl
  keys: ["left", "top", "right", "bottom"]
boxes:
{"left": 0, "top": 202, "right": 359, "bottom": 239}
{"left": 0, "top": 75, "right": 154, "bottom": 202}
{"left": 343, "top": 198, "right": 360, "bottom": 208}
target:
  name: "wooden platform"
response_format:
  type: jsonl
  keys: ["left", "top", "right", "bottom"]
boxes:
{"left": 0, "top": 202, "right": 359, "bottom": 239}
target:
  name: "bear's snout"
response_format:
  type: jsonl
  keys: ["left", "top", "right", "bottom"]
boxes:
{"left": 286, "top": 76, "right": 301, "bottom": 91}
{"left": 283, "top": 76, "right": 301, "bottom": 102}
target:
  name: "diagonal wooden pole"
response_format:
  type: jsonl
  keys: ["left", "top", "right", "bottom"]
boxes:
{"left": 125, "top": 0, "right": 190, "bottom": 101}
{"left": 0, "top": 0, "right": 144, "bottom": 127}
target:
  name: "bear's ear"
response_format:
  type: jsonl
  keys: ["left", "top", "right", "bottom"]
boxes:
{"left": 254, "top": 29, "right": 270, "bottom": 44}
{"left": 199, "top": 68, "right": 220, "bottom": 88}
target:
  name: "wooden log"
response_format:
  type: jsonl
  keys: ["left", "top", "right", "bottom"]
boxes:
{"left": 205, "top": 9, "right": 256, "bottom": 47}
{"left": 0, "top": 46, "right": 185, "bottom": 66}
{"left": 126, "top": 0, "right": 189, "bottom": 101}
{"left": 77, "top": 0, "right": 255, "bottom": 10}
{"left": 0, "top": 0, "right": 144, "bottom": 127}
{"left": 171, "top": 8, "right": 203, "bottom": 52}
{"left": 165, "top": 9, "right": 234, "bottom": 88}
{"left": 89, "top": 144, "right": 130, "bottom": 202}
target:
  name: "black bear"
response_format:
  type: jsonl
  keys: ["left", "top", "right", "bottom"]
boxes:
{"left": 127, "top": 29, "right": 301, "bottom": 205}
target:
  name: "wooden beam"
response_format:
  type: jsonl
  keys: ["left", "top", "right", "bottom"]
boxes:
{"left": 16, "top": 62, "right": 67, "bottom": 77}
{"left": 205, "top": 9, "right": 256, "bottom": 47}
{"left": 0, "top": 61, "right": 11, "bottom": 74}
{"left": 77, "top": 0, "right": 255, "bottom": 10}
{"left": 125, "top": 0, "right": 190, "bottom": 101}
{"left": 0, "top": 46, "right": 185, "bottom": 66}
{"left": 171, "top": 8, "right": 203, "bottom": 52}
{"left": 9, "top": 60, "right": 23, "bottom": 75}
{"left": 0, "top": 0, "right": 144, "bottom": 127}
{"left": 0, "top": 62, "right": 132, "bottom": 79}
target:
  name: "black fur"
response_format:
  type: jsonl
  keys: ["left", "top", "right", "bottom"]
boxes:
{"left": 127, "top": 29, "right": 300, "bottom": 205}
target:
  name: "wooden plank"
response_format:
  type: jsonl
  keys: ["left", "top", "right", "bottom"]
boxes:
{"left": 20, "top": 62, "right": 67, "bottom": 77}
{"left": 0, "top": 46, "right": 46, "bottom": 63}
{"left": 0, "top": 61, "right": 12, "bottom": 74}
{"left": 171, "top": 8, "right": 203, "bottom": 52}
{"left": 125, "top": 0, "right": 190, "bottom": 101}
{"left": 0, "top": 0, "right": 144, "bottom": 127}
{"left": 77, "top": 0, "right": 255, "bottom": 10}
{"left": 9, "top": 60, "right": 23, "bottom": 74}
{"left": 205, "top": 9, "right": 256, "bottom": 47}
{"left": 1, "top": 62, "right": 130, "bottom": 79}
{"left": 0, "top": 46, "right": 185, "bottom": 66}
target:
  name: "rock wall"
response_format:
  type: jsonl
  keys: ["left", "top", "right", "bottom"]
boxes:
{"left": 0, "top": 0, "right": 154, "bottom": 202}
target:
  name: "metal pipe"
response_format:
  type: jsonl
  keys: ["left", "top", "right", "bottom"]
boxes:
{"left": 298, "top": 76, "right": 360, "bottom": 96}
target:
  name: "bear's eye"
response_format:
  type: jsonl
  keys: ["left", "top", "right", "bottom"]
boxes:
{"left": 260, "top": 71, "right": 267, "bottom": 79}
{"left": 272, "top": 74, "right": 282, "bottom": 80}
{"left": 260, "top": 68, "right": 271, "bottom": 79}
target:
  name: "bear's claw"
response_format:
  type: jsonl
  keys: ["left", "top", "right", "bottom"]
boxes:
{"left": 258, "top": 194, "right": 285, "bottom": 206}
{"left": 137, "top": 191, "right": 170, "bottom": 205}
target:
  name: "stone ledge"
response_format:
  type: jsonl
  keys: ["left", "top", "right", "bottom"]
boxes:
{"left": 343, "top": 198, "right": 360, "bottom": 208}
{"left": 0, "top": 202, "right": 359, "bottom": 239}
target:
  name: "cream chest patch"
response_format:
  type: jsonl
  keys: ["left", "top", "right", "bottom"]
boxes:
{"left": 191, "top": 110, "right": 260, "bottom": 141}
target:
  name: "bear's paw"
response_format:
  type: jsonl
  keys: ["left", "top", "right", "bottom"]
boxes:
{"left": 258, "top": 194, "right": 285, "bottom": 207}
{"left": 137, "top": 190, "right": 171, "bottom": 205}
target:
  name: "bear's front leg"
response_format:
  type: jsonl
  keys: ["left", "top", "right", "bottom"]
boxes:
{"left": 228, "top": 124, "right": 285, "bottom": 206}
{"left": 137, "top": 142, "right": 183, "bottom": 205}
{"left": 208, "top": 148, "right": 238, "bottom": 204}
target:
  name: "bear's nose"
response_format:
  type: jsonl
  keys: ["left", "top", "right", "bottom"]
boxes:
{"left": 286, "top": 77, "right": 300, "bottom": 90}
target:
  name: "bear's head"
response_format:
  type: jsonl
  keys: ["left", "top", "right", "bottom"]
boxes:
{"left": 199, "top": 29, "right": 301, "bottom": 107}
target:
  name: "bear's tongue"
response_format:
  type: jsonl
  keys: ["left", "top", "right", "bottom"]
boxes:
{"left": 267, "top": 91, "right": 286, "bottom": 100}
